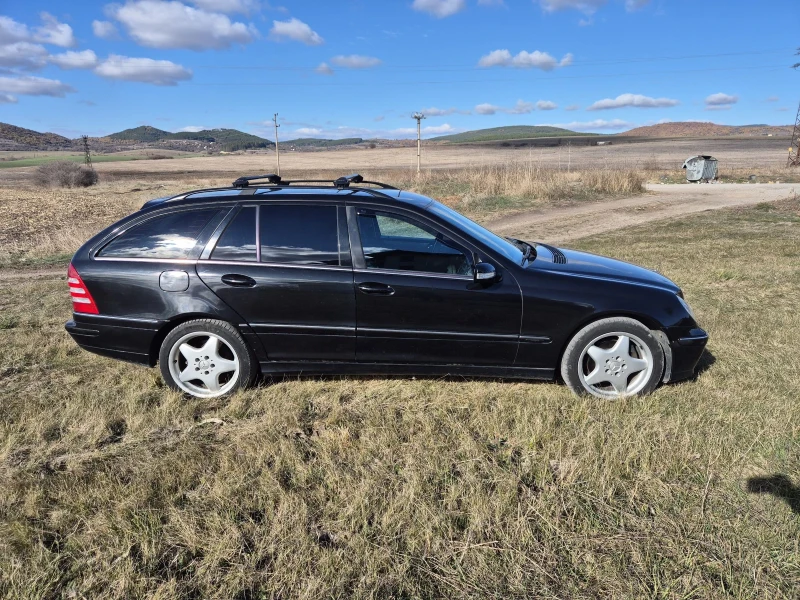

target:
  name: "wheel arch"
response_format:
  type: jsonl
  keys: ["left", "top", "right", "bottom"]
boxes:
{"left": 148, "top": 313, "right": 242, "bottom": 366}
{"left": 555, "top": 310, "right": 666, "bottom": 374}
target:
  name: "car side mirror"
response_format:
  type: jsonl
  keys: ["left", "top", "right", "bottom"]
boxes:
{"left": 473, "top": 262, "right": 497, "bottom": 282}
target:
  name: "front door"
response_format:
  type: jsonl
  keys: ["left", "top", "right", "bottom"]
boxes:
{"left": 350, "top": 206, "right": 521, "bottom": 365}
{"left": 197, "top": 203, "right": 355, "bottom": 361}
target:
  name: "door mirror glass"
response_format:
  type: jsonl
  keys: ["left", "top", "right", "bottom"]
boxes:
{"left": 474, "top": 262, "right": 497, "bottom": 282}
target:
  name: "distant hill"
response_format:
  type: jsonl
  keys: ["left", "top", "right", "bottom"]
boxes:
{"left": 107, "top": 126, "right": 171, "bottom": 142}
{"left": 622, "top": 122, "right": 794, "bottom": 138}
{"left": 281, "top": 137, "right": 364, "bottom": 148}
{"left": 105, "top": 126, "right": 269, "bottom": 151}
{"left": 431, "top": 126, "right": 593, "bottom": 143}
{"left": 0, "top": 122, "right": 72, "bottom": 150}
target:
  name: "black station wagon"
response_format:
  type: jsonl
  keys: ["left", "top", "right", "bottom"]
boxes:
{"left": 65, "top": 173, "right": 708, "bottom": 399}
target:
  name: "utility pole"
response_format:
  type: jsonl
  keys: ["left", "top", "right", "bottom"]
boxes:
{"left": 272, "top": 113, "right": 281, "bottom": 175}
{"left": 81, "top": 135, "right": 92, "bottom": 168}
{"left": 788, "top": 100, "right": 800, "bottom": 167}
{"left": 412, "top": 112, "right": 425, "bottom": 174}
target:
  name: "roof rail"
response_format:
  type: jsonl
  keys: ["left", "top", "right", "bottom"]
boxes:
{"left": 232, "top": 173, "right": 282, "bottom": 188}
{"left": 230, "top": 172, "right": 397, "bottom": 191}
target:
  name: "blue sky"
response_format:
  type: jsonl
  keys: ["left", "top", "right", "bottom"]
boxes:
{"left": 0, "top": 0, "right": 797, "bottom": 140}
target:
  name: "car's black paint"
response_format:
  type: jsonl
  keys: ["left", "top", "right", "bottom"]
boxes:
{"left": 66, "top": 186, "right": 708, "bottom": 385}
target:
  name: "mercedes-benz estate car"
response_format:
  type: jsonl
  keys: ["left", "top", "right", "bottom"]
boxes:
{"left": 65, "top": 173, "right": 708, "bottom": 399}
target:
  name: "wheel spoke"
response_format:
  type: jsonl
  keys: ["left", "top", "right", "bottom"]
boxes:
{"left": 178, "top": 343, "right": 198, "bottom": 362}
{"left": 200, "top": 335, "right": 220, "bottom": 360}
{"left": 584, "top": 367, "right": 610, "bottom": 386}
{"left": 627, "top": 356, "right": 648, "bottom": 374}
{"left": 586, "top": 344, "right": 610, "bottom": 364}
{"left": 214, "top": 357, "right": 238, "bottom": 375}
{"left": 609, "top": 373, "right": 629, "bottom": 394}
{"left": 610, "top": 335, "right": 631, "bottom": 358}
{"left": 199, "top": 371, "right": 220, "bottom": 392}
{"left": 178, "top": 366, "right": 197, "bottom": 382}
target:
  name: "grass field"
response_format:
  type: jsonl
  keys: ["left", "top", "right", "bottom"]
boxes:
{"left": 0, "top": 175, "right": 798, "bottom": 597}
{"left": 0, "top": 150, "right": 202, "bottom": 169}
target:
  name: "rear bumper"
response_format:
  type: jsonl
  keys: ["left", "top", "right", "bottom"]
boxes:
{"left": 65, "top": 316, "right": 161, "bottom": 366}
{"left": 668, "top": 327, "right": 709, "bottom": 382}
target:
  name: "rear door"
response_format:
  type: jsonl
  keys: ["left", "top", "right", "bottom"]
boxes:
{"left": 349, "top": 205, "right": 522, "bottom": 365}
{"left": 197, "top": 201, "right": 356, "bottom": 362}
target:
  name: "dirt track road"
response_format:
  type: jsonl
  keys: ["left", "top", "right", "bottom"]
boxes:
{"left": 488, "top": 182, "right": 797, "bottom": 243}
{"left": 0, "top": 183, "right": 795, "bottom": 282}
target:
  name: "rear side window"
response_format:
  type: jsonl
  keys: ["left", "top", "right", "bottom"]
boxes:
{"left": 99, "top": 209, "right": 219, "bottom": 259}
{"left": 211, "top": 207, "right": 257, "bottom": 262}
{"left": 260, "top": 205, "right": 339, "bottom": 266}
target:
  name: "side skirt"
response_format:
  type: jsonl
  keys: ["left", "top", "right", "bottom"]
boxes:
{"left": 258, "top": 361, "right": 555, "bottom": 381}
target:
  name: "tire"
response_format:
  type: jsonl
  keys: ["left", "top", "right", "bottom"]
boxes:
{"left": 159, "top": 319, "right": 257, "bottom": 398}
{"left": 560, "top": 317, "right": 664, "bottom": 399}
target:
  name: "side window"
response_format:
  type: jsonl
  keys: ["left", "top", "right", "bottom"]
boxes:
{"left": 260, "top": 205, "right": 339, "bottom": 266}
{"left": 98, "top": 209, "right": 219, "bottom": 259}
{"left": 211, "top": 207, "right": 257, "bottom": 262}
{"left": 357, "top": 210, "right": 473, "bottom": 276}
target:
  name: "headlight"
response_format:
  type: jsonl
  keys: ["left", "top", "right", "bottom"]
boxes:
{"left": 677, "top": 294, "right": 696, "bottom": 321}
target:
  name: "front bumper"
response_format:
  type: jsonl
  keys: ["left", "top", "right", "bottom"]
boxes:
{"left": 668, "top": 327, "right": 709, "bottom": 382}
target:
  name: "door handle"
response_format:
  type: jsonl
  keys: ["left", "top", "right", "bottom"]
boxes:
{"left": 221, "top": 274, "right": 256, "bottom": 288}
{"left": 357, "top": 282, "right": 395, "bottom": 296}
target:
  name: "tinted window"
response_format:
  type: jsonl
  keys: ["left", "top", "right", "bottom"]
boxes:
{"left": 211, "top": 207, "right": 257, "bottom": 261}
{"left": 99, "top": 209, "right": 219, "bottom": 259}
{"left": 357, "top": 211, "right": 472, "bottom": 276}
{"left": 260, "top": 205, "right": 339, "bottom": 265}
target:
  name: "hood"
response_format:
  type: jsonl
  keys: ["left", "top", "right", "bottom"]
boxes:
{"left": 531, "top": 243, "right": 680, "bottom": 293}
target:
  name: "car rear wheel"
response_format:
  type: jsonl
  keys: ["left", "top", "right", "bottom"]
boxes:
{"left": 159, "top": 319, "right": 256, "bottom": 398}
{"left": 560, "top": 317, "right": 664, "bottom": 399}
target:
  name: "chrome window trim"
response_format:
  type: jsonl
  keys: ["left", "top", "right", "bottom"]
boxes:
{"left": 93, "top": 257, "right": 197, "bottom": 265}
{"left": 353, "top": 267, "right": 472, "bottom": 281}
{"left": 196, "top": 259, "right": 349, "bottom": 271}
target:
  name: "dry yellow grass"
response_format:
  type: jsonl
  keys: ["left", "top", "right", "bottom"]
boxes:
{"left": 0, "top": 191, "right": 798, "bottom": 597}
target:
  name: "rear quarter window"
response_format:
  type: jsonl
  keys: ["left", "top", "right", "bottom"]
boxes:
{"left": 98, "top": 209, "right": 220, "bottom": 259}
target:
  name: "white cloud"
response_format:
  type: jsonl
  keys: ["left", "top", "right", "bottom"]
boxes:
{"left": 49, "top": 50, "right": 99, "bottom": 70}
{"left": 478, "top": 48, "right": 572, "bottom": 71}
{"left": 0, "top": 93, "right": 18, "bottom": 103}
{"left": 545, "top": 118, "right": 632, "bottom": 131}
{"left": 420, "top": 123, "right": 456, "bottom": 134}
{"left": 190, "top": 0, "right": 261, "bottom": 13}
{"left": 475, "top": 99, "right": 552, "bottom": 115}
{"left": 294, "top": 127, "right": 323, "bottom": 136}
{"left": 766, "top": 96, "right": 779, "bottom": 102}
{"left": 178, "top": 125, "right": 208, "bottom": 131}
{"left": 33, "top": 12, "right": 75, "bottom": 47}
{"left": 330, "top": 54, "right": 381, "bottom": 69}
{"left": 625, "top": 0, "right": 650, "bottom": 10}
{"left": 564, "top": 104, "right": 580, "bottom": 111}
{"left": 412, "top": 0, "right": 466, "bottom": 18}
{"left": 478, "top": 0, "right": 505, "bottom": 5}
{"left": 289, "top": 123, "right": 462, "bottom": 140}
{"left": 587, "top": 93, "right": 679, "bottom": 110}
{"left": 94, "top": 54, "right": 192, "bottom": 86}
{"left": 0, "top": 16, "right": 30, "bottom": 44}
{"left": 704, "top": 92, "right": 738, "bottom": 107}
{"left": 537, "top": 0, "right": 606, "bottom": 13}
{"left": 315, "top": 62, "right": 333, "bottom": 75}
{"left": 269, "top": 18, "right": 323, "bottom": 45}
{"left": 0, "top": 42, "right": 49, "bottom": 70}
{"left": 0, "top": 75, "right": 75, "bottom": 97}
{"left": 475, "top": 103, "right": 500, "bottom": 115}
{"left": 578, "top": 17, "right": 593, "bottom": 25}
{"left": 419, "top": 106, "right": 470, "bottom": 116}
{"left": 92, "top": 20, "right": 119, "bottom": 39}
{"left": 112, "top": 0, "right": 256, "bottom": 50}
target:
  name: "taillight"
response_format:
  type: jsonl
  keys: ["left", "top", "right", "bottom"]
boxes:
{"left": 67, "top": 263, "right": 99, "bottom": 314}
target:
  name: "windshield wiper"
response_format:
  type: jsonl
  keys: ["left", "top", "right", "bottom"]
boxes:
{"left": 506, "top": 237, "right": 536, "bottom": 264}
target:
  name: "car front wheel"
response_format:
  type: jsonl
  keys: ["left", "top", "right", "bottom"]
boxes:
{"left": 560, "top": 317, "right": 664, "bottom": 399}
{"left": 159, "top": 319, "right": 257, "bottom": 398}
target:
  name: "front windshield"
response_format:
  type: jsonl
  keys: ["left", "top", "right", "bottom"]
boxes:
{"left": 427, "top": 201, "right": 524, "bottom": 264}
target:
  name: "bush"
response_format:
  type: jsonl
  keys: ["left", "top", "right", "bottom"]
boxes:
{"left": 36, "top": 161, "right": 98, "bottom": 188}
